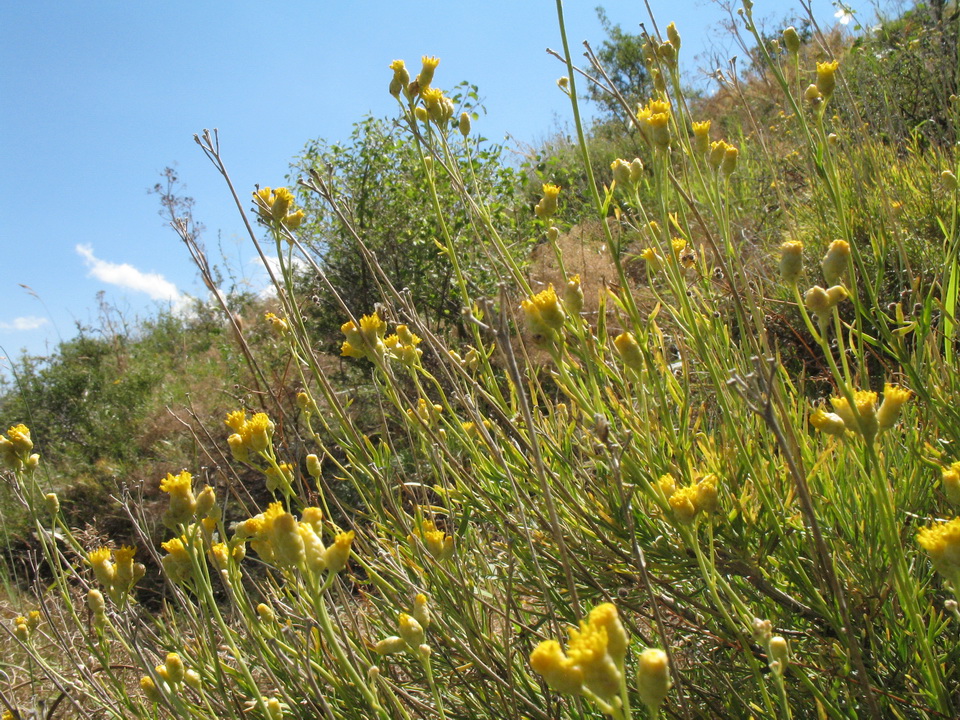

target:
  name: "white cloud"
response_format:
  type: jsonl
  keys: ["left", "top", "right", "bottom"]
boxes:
{"left": 0, "top": 315, "right": 49, "bottom": 331}
{"left": 76, "top": 244, "right": 192, "bottom": 314}
{"left": 250, "top": 254, "right": 307, "bottom": 299}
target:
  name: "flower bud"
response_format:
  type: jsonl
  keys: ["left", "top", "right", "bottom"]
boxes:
{"left": 44, "top": 493, "right": 60, "bottom": 515}
{"left": 459, "top": 112, "right": 471, "bottom": 137}
{"left": 614, "top": 332, "right": 644, "bottom": 371}
{"left": 306, "top": 454, "right": 322, "bottom": 478}
{"left": 637, "top": 648, "right": 671, "bottom": 712}
{"left": 821, "top": 239, "right": 850, "bottom": 286}
{"left": 782, "top": 26, "right": 801, "bottom": 54}
{"left": 779, "top": 241, "right": 804, "bottom": 284}
{"left": 398, "top": 613, "right": 425, "bottom": 650}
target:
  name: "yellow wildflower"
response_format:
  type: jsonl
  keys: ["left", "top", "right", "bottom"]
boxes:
{"left": 324, "top": 530, "right": 354, "bottom": 573}
{"left": 160, "top": 470, "right": 197, "bottom": 527}
{"left": 521, "top": 285, "right": 566, "bottom": 334}
{"left": 161, "top": 537, "right": 193, "bottom": 584}
{"left": 816, "top": 60, "right": 839, "bottom": 101}
{"left": 810, "top": 407, "right": 847, "bottom": 437}
{"left": 530, "top": 640, "right": 585, "bottom": 695}
{"left": 918, "top": 517, "right": 960, "bottom": 579}
{"left": 388, "top": 59, "right": 410, "bottom": 98}
{"left": 535, "top": 183, "right": 561, "bottom": 219}
{"left": 943, "top": 462, "right": 960, "bottom": 506}
{"left": 877, "top": 383, "right": 912, "bottom": 432}
{"left": 692, "top": 120, "right": 711, "bottom": 155}
{"left": 416, "top": 55, "right": 440, "bottom": 91}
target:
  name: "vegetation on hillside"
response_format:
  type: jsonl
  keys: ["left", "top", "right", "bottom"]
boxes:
{"left": 4, "top": 2, "right": 960, "bottom": 719}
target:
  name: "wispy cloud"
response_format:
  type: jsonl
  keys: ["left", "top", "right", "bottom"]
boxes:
{"left": 76, "top": 244, "right": 191, "bottom": 313}
{"left": 251, "top": 255, "right": 307, "bottom": 299}
{"left": 0, "top": 316, "right": 49, "bottom": 331}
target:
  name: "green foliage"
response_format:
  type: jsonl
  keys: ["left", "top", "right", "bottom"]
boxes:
{"left": 842, "top": 2, "right": 959, "bottom": 146}
{"left": 292, "top": 98, "right": 532, "bottom": 344}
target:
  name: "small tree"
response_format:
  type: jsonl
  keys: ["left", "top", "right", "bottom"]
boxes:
{"left": 292, "top": 101, "right": 531, "bottom": 344}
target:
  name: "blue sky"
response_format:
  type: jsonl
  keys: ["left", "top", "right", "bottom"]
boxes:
{"left": 0, "top": 0, "right": 877, "bottom": 371}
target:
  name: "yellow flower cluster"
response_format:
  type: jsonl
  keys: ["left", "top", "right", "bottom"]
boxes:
{"left": 252, "top": 186, "right": 305, "bottom": 230}
{"left": 375, "top": 593, "right": 434, "bottom": 657}
{"left": 614, "top": 332, "right": 644, "bottom": 371}
{"left": 421, "top": 86, "right": 455, "bottom": 127}
{"left": 225, "top": 410, "right": 276, "bottom": 463}
{"left": 521, "top": 284, "right": 567, "bottom": 339}
{"left": 341, "top": 312, "right": 387, "bottom": 360}
{"left": 409, "top": 518, "right": 454, "bottom": 561}
{"left": 658, "top": 473, "right": 719, "bottom": 524}
{"left": 708, "top": 139, "right": 738, "bottom": 175}
{"left": 530, "top": 603, "right": 632, "bottom": 712}
{"left": 811, "top": 384, "right": 912, "bottom": 443}
{"left": 160, "top": 470, "right": 217, "bottom": 528}
{"left": 803, "top": 284, "right": 848, "bottom": 322}
{"left": 637, "top": 98, "right": 671, "bottom": 149}
{"left": 264, "top": 312, "right": 289, "bottom": 336}
{"left": 610, "top": 157, "right": 644, "bottom": 188}
{"left": 0, "top": 423, "right": 39, "bottom": 471}
{"left": 918, "top": 517, "right": 960, "bottom": 580}
{"left": 141, "top": 652, "right": 202, "bottom": 704}
{"left": 942, "top": 462, "right": 960, "bottom": 505}
{"left": 87, "top": 545, "right": 146, "bottom": 603}
{"left": 235, "top": 502, "right": 354, "bottom": 574}
{"left": 692, "top": 120, "right": 711, "bottom": 155}
{"left": 11, "top": 610, "right": 40, "bottom": 643}
{"left": 384, "top": 324, "right": 423, "bottom": 366}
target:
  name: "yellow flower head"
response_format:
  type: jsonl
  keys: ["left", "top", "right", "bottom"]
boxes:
{"left": 816, "top": 60, "right": 840, "bottom": 100}
{"left": 521, "top": 285, "right": 566, "bottom": 334}
{"left": 88, "top": 547, "right": 116, "bottom": 587}
{"left": 666, "top": 22, "right": 681, "bottom": 50}
{"left": 264, "top": 312, "right": 289, "bottom": 336}
{"left": 398, "top": 612, "right": 425, "bottom": 650}
{"left": 669, "top": 486, "right": 699, "bottom": 524}
{"left": 877, "top": 383, "right": 912, "bottom": 432}
{"left": 388, "top": 59, "right": 410, "bottom": 98}
{"left": 564, "top": 274, "right": 584, "bottom": 316}
{"left": 7, "top": 424, "right": 32, "bottom": 453}
{"left": 161, "top": 536, "right": 193, "bottom": 584}
{"left": 810, "top": 407, "right": 847, "bottom": 437}
{"left": 782, "top": 26, "right": 801, "bottom": 54}
{"left": 692, "top": 120, "right": 711, "bottom": 155}
{"left": 611, "top": 158, "right": 633, "bottom": 187}
{"left": 225, "top": 410, "right": 247, "bottom": 432}
{"left": 918, "top": 517, "right": 960, "bottom": 577}
{"left": 587, "top": 603, "right": 627, "bottom": 666}
{"left": 830, "top": 390, "right": 878, "bottom": 441}
{"left": 535, "top": 184, "right": 561, "bottom": 219}
{"left": 943, "top": 462, "right": 960, "bottom": 506}
{"left": 567, "top": 618, "right": 622, "bottom": 700}
{"left": 530, "top": 639, "right": 584, "bottom": 695}
{"left": 641, "top": 247, "right": 665, "bottom": 273}
{"left": 324, "top": 530, "right": 354, "bottom": 573}
{"left": 417, "top": 56, "right": 441, "bottom": 90}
